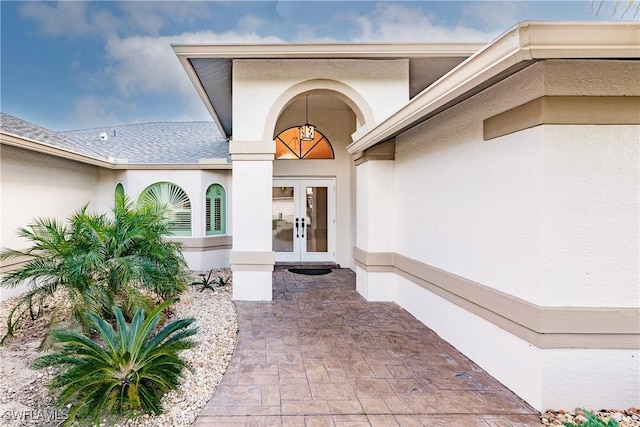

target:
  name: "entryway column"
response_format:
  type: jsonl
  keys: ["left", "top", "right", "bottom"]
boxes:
{"left": 353, "top": 139, "right": 396, "bottom": 301}
{"left": 229, "top": 140, "right": 275, "bottom": 301}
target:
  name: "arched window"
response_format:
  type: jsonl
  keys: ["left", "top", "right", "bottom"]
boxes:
{"left": 206, "top": 184, "right": 226, "bottom": 236}
{"left": 115, "top": 183, "right": 125, "bottom": 202}
{"left": 274, "top": 127, "right": 334, "bottom": 159}
{"left": 138, "top": 182, "right": 191, "bottom": 236}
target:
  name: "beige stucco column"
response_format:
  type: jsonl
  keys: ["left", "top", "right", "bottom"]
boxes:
{"left": 229, "top": 140, "right": 275, "bottom": 300}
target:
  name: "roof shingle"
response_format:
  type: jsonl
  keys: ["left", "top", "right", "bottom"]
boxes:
{"left": 1, "top": 113, "right": 229, "bottom": 164}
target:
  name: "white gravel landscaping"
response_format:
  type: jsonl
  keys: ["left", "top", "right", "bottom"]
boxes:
{"left": 0, "top": 269, "right": 238, "bottom": 427}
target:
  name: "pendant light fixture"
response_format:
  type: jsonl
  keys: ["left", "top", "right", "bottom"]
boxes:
{"left": 299, "top": 95, "right": 315, "bottom": 141}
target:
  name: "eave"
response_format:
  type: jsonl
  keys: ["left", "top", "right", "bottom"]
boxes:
{"left": 172, "top": 42, "right": 484, "bottom": 139}
{"left": 1, "top": 132, "right": 232, "bottom": 171}
{"left": 346, "top": 21, "right": 640, "bottom": 154}
{"left": 1, "top": 132, "right": 113, "bottom": 168}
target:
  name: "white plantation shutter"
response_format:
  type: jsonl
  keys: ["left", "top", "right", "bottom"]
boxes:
{"left": 206, "top": 184, "right": 226, "bottom": 235}
{"left": 139, "top": 182, "right": 192, "bottom": 236}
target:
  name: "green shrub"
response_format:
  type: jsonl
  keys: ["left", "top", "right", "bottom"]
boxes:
{"left": 0, "top": 195, "right": 189, "bottom": 342}
{"left": 32, "top": 301, "right": 197, "bottom": 426}
{"left": 562, "top": 410, "right": 620, "bottom": 427}
{"left": 189, "top": 270, "right": 230, "bottom": 292}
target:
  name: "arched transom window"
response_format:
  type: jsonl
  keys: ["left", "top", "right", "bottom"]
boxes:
{"left": 274, "top": 127, "right": 334, "bottom": 160}
{"left": 138, "top": 182, "right": 191, "bottom": 236}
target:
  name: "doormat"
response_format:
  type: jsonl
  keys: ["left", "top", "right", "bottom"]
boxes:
{"left": 288, "top": 268, "right": 332, "bottom": 276}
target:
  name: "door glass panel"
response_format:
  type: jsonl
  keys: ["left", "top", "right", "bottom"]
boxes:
{"left": 272, "top": 186, "right": 295, "bottom": 253}
{"left": 305, "top": 186, "right": 328, "bottom": 253}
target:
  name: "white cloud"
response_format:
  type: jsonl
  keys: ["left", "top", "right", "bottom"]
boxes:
{"left": 237, "top": 14, "right": 271, "bottom": 34}
{"left": 346, "top": 3, "right": 500, "bottom": 43}
{"left": 117, "top": 2, "right": 212, "bottom": 36}
{"left": 462, "top": 1, "right": 529, "bottom": 31}
{"left": 19, "top": 1, "right": 214, "bottom": 39}
{"left": 69, "top": 96, "right": 123, "bottom": 129}
{"left": 20, "top": 1, "right": 92, "bottom": 36}
{"left": 103, "top": 31, "right": 283, "bottom": 99}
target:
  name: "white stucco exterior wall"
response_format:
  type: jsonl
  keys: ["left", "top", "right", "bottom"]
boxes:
{"left": 542, "top": 125, "right": 639, "bottom": 307}
{"left": 233, "top": 59, "right": 409, "bottom": 141}
{"left": 0, "top": 145, "right": 111, "bottom": 300}
{"left": 359, "top": 60, "right": 640, "bottom": 410}
{"left": 394, "top": 86, "right": 545, "bottom": 305}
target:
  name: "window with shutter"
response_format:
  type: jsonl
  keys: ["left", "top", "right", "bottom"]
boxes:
{"left": 115, "top": 183, "right": 125, "bottom": 203}
{"left": 138, "top": 182, "right": 192, "bottom": 236}
{"left": 206, "top": 184, "right": 226, "bottom": 236}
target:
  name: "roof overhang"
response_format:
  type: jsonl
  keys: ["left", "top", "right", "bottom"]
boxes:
{"left": 172, "top": 42, "right": 485, "bottom": 139}
{"left": 1, "top": 132, "right": 233, "bottom": 170}
{"left": 346, "top": 21, "right": 640, "bottom": 154}
{"left": 1, "top": 131, "right": 113, "bottom": 168}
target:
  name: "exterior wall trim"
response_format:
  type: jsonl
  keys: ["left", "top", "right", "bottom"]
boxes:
{"left": 168, "top": 236, "right": 232, "bottom": 252}
{"left": 483, "top": 96, "right": 640, "bottom": 140}
{"left": 354, "top": 152, "right": 395, "bottom": 166}
{"left": 354, "top": 247, "right": 640, "bottom": 349}
{"left": 230, "top": 251, "right": 275, "bottom": 271}
{"left": 353, "top": 138, "right": 396, "bottom": 166}
{"left": 230, "top": 140, "right": 276, "bottom": 161}
{"left": 0, "top": 255, "right": 29, "bottom": 274}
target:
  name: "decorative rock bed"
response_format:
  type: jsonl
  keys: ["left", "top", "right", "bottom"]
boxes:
{"left": 541, "top": 408, "right": 640, "bottom": 427}
{"left": 0, "top": 269, "right": 238, "bottom": 427}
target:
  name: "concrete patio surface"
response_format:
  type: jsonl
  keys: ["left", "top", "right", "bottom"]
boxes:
{"left": 194, "top": 268, "right": 540, "bottom": 426}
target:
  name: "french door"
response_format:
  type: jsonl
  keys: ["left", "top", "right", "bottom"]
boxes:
{"left": 272, "top": 178, "right": 335, "bottom": 263}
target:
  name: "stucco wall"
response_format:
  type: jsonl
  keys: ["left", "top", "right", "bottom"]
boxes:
{"left": 0, "top": 145, "right": 110, "bottom": 300}
{"left": 233, "top": 59, "right": 409, "bottom": 141}
{"left": 118, "top": 169, "right": 232, "bottom": 270}
{"left": 366, "top": 59, "right": 639, "bottom": 410}
{"left": 394, "top": 69, "right": 546, "bottom": 305}
{"left": 394, "top": 59, "right": 639, "bottom": 307}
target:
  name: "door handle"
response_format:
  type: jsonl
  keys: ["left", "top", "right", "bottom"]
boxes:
{"left": 301, "top": 218, "right": 305, "bottom": 238}
{"left": 295, "top": 218, "right": 299, "bottom": 238}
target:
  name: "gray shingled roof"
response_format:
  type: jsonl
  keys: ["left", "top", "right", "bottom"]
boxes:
{"left": 63, "top": 121, "right": 229, "bottom": 164}
{"left": 1, "top": 113, "right": 108, "bottom": 160}
{"left": 1, "top": 113, "right": 229, "bottom": 164}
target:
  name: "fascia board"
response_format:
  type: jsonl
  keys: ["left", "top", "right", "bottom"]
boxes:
{"left": 524, "top": 21, "right": 640, "bottom": 58}
{"left": 112, "top": 163, "right": 232, "bottom": 170}
{"left": 171, "top": 43, "right": 484, "bottom": 59}
{"left": 1, "top": 132, "right": 113, "bottom": 168}
{"left": 347, "top": 21, "right": 640, "bottom": 154}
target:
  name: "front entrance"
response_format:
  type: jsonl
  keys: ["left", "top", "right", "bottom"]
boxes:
{"left": 272, "top": 178, "right": 335, "bottom": 263}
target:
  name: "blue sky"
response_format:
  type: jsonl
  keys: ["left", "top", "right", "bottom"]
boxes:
{"left": 0, "top": 1, "right": 632, "bottom": 131}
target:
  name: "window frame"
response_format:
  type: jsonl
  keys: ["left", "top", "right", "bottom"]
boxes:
{"left": 205, "top": 183, "right": 227, "bottom": 236}
{"left": 138, "top": 182, "right": 192, "bottom": 237}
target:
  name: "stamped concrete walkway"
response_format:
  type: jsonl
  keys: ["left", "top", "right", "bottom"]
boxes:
{"left": 194, "top": 268, "right": 540, "bottom": 426}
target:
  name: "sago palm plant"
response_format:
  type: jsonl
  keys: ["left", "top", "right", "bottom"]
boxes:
{"left": 32, "top": 301, "right": 197, "bottom": 426}
{"left": 0, "top": 194, "right": 189, "bottom": 342}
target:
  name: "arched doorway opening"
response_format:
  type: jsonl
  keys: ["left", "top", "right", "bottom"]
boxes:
{"left": 271, "top": 92, "right": 358, "bottom": 265}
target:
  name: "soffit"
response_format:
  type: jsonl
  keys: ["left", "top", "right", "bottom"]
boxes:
{"left": 173, "top": 43, "right": 483, "bottom": 139}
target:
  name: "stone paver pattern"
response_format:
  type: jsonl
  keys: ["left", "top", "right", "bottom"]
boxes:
{"left": 194, "top": 268, "right": 540, "bottom": 426}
